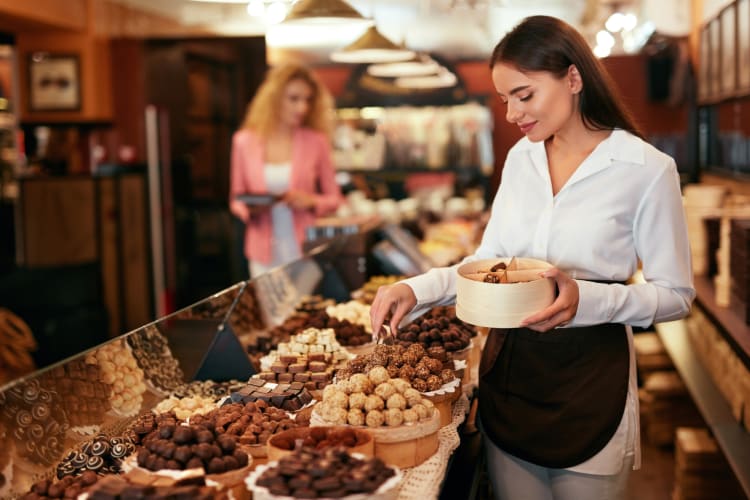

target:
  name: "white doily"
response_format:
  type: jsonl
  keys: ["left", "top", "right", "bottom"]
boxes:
{"left": 394, "top": 393, "right": 470, "bottom": 500}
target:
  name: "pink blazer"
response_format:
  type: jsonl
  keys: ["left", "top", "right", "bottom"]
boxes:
{"left": 229, "top": 127, "right": 343, "bottom": 264}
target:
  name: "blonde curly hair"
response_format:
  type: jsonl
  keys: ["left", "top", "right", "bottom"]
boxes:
{"left": 241, "top": 63, "right": 334, "bottom": 138}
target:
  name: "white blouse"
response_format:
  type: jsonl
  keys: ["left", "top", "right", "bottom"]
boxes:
{"left": 403, "top": 129, "right": 695, "bottom": 474}
{"left": 266, "top": 163, "right": 301, "bottom": 267}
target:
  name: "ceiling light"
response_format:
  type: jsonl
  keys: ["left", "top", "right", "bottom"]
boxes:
{"left": 593, "top": 45, "right": 611, "bottom": 58}
{"left": 367, "top": 57, "right": 441, "bottom": 78}
{"left": 331, "top": 26, "right": 415, "bottom": 64}
{"left": 605, "top": 12, "right": 624, "bottom": 33}
{"left": 596, "top": 30, "right": 615, "bottom": 49}
{"left": 622, "top": 13, "right": 638, "bottom": 31}
{"left": 247, "top": 0, "right": 266, "bottom": 17}
{"left": 247, "top": 0, "right": 265, "bottom": 17}
{"left": 266, "top": 1, "right": 288, "bottom": 23}
{"left": 282, "top": 0, "right": 369, "bottom": 25}
{"left": 395, "top": 69, "right": 457, "bottom": 89}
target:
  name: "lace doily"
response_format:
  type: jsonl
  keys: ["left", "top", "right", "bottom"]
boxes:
{"left": 395, "top": 393, "right": 470, "bottom": 500}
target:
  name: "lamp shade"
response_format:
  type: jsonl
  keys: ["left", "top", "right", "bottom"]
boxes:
{"left": 283, "top": 0, "right": 369, "bottom": 25}
{"left": 367, "top": 57, "right": 441, "bottom": 77}
{"left": 331, "top": 26, "right": 415, "bottom": 63}
{"left": 395, "top": 69, "right": 458, "bottom": 89}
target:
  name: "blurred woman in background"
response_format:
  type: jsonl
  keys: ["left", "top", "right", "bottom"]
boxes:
{"left": 230, "top": 63, "right": 343, "bottom": 277}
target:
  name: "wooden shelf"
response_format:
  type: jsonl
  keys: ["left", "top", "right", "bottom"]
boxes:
{"left": 655, "top": 320, "right": 750, "bottom": 498}
{"left": 693, "top": 275, "right": 750, "bottom": 366}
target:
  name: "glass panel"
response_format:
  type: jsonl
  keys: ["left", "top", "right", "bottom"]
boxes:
{"left": 0, "top": 230, "right": 373, "bottom": 498}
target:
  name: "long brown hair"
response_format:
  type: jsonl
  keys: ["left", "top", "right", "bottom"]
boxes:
{"left": 490, "top": 15, "right": 643, "bottom": 139}
{"left": 242, "top": 63, "right": 334, "bottom": 138}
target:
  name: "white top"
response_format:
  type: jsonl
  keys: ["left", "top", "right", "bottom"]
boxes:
{"left": 402, "top": 129, "right": 695, "bottom": 474}
{"left": 265, "top": 163, "right": 301, "bottom": 267}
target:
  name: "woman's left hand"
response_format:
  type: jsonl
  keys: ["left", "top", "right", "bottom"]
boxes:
{"left": 282, "top": 190, "right": 316, "bottom": 210}
{"left": 519, "top": 268, "right": 579, "bottom": 332}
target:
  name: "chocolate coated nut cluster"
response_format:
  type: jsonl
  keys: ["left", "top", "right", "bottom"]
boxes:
{"left": 41, "top": 360, "right": 111, "bottom": 426}
{"left": 272, "top": 427, "right": 367, "bottom": 452}
{"left": 338, "top": 343, "right": 454, "bottom": 393}
{"left": 190, "top": 399, "right": 300, "bottom": 446}
{"left": 85, "top": 474, "right": 228, "bottom": 500}
{"left": 22, "top": 470, "right": 99, "bottom": 500}
{"left": 127, "top": 412, "right": 179, "bottom": 445}
{"left": 256, "top": 447, "right": 395, "bottom": 498}
{"left": 137, "top": 421, "right": 248, "bottom": 474}
{"left": 1, "top": 379, "right": 69, "bottom": 465}
{"left": 227, "top": 379, "right": 313, "bottom": 411}
{"left": 396, "top": 306, "right": 474, "bottom": 352}
{"left": 127, "top": 326, "right": 184, "bottom": 393}
{"left": 56, "top": 434, "right": 136, "bottom": 478}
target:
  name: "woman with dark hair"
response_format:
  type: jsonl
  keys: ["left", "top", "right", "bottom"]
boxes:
{"left": 371, "top": 15, "right": 694, "bottom": 499}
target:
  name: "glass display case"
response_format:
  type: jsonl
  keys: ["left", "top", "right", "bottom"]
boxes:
{"left": 0, "top": 232, "right": 370, "bottom": 499}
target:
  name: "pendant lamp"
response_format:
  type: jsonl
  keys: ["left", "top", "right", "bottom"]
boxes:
{"left": 330, "top": 25, "right": 415, "bottom": 63}
{"left": 282, "top": 0, "right": 369, "bottom": 25}
{"left": 395, "top": 69, "right": 458, "bottom": 89}
{"left": 367, "top": 55, "right": 441, "bottom": 78}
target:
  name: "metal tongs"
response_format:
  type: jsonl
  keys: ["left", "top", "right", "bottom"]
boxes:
{"left": 375, "top": 324, "right": 395, "bottom": 345}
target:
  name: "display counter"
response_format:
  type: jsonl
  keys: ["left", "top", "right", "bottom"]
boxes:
{"left": 0, "top": 228, "right": 476, "bottom": 500}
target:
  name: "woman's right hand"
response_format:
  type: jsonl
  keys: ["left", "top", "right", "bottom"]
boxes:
{"left": 370, "top": 283, "right": 417, "bottom": 340}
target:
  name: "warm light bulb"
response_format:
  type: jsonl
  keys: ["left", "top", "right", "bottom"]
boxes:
{"left": 266, "top": 1, "right": 288, "bottom": 23}
{"left": 605, "top": 12, "right": 624, "bottom": 32}
{"left": 247, "top": 0, "right": 265, "bottom": 17}
{"left": 596, "top": 30, "right": 615, "bottom": 49}
{"left": 593, "top": 44, "right": 611, "bottom": 58}
{"left": 622, "top": 13, "right": 638, "bottom": 31}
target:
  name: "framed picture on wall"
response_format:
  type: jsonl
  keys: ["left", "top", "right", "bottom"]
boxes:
{"left": 709, "top": 17, "right": 722, "bottom": 101}
{"left": 699, "top": 23, "right": 711, "bottom": 102}
{"left": 720, "top": 3, "right": 737, "bottom": 97}
{"left": 28, "top": 53, "right": 81, "bottom": 112}
{"left": 738, "top": 0, "right": 750, "bottom": 93}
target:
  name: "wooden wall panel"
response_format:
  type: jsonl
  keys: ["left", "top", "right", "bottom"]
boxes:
{"left": 119, "top": 175, "right": 150, "bottom": 330}
{"left": 98, "top": 177, "right": 121, "bottom": 336}
{"left": 0, "top": 0, "right": 86, "bottom": 32}
{"left": 19, "top": 178, "right": 97, "bottom": 267}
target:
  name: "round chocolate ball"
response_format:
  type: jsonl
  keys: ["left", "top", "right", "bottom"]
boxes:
{"left": 207, "top": 457, "right": 225, "bottom": 474}
{"left": 172, "top": 426, "right": 195, "bottom": 445}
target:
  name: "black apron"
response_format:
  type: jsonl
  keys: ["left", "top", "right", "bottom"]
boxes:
{"left": 478, "top": 322, "right": 629, "bottom": 469}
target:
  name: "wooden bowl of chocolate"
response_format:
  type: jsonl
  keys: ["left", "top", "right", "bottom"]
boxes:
{"left": 267, "top": 426, "right": 373, "bottom": 462}
{"left": 456, "top": 257, "right": 555, "bottom": 328}
{"left": 246, "top": 447, "right": 400, "bottom": 500}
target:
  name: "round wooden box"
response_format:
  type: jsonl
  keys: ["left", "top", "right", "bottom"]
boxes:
{"left": 456, "top": 258, "right": 554, "bottom": 328}
{"left": 266, "top": 426, "right": 374, "bottom": 462}
{"left": 310, "top": 409, "right": 441, "bottom": 469}
{"left": 423, "top": 382, "right": 461, "bottom": 427}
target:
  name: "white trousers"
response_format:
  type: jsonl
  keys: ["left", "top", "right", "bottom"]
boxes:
{"left": 484, "top": 435, "right": 634, "bottom": 500}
